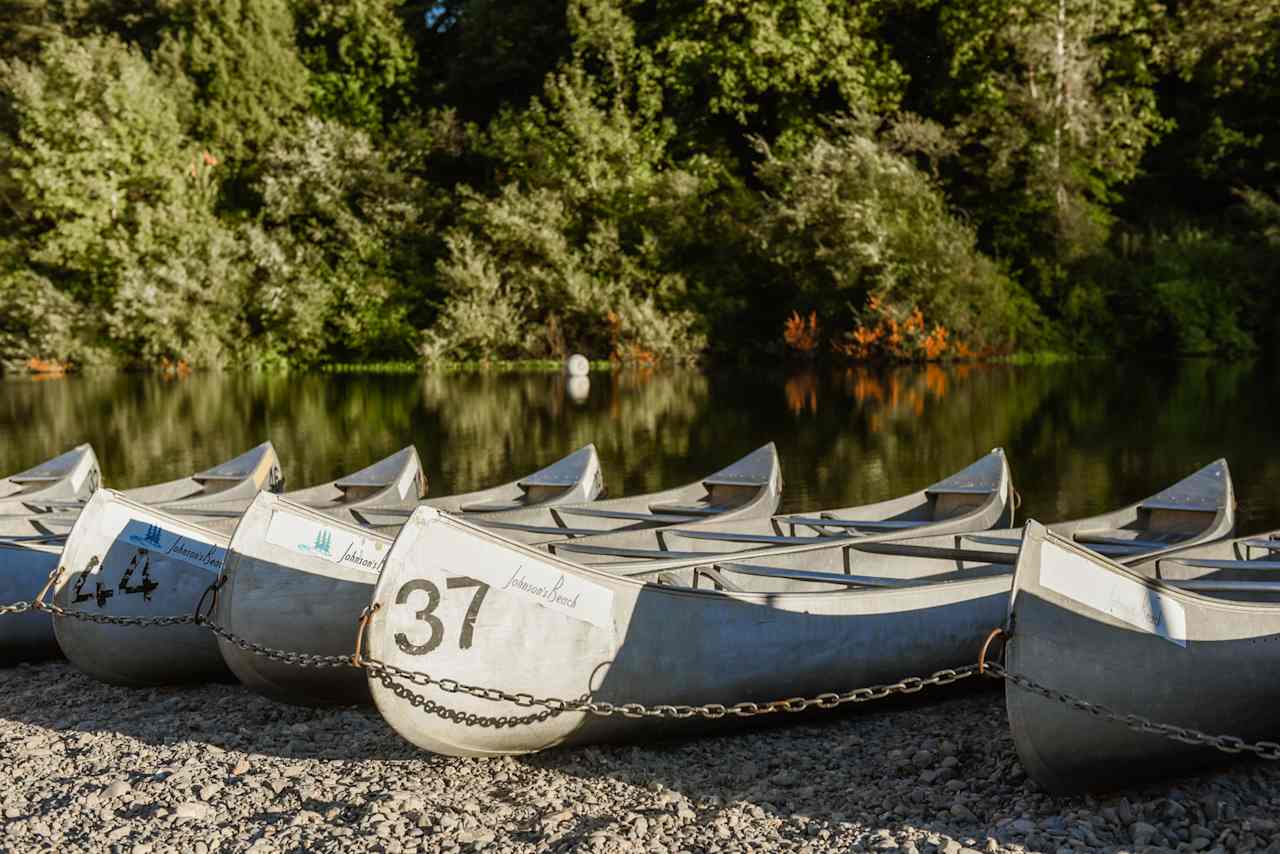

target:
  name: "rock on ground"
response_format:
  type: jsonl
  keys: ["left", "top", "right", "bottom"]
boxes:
{"left": 3, "top": 661, "right": 1280, "bottom": 853}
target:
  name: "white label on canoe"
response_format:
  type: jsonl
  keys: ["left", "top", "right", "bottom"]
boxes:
{"left": 120, "top": 520, "right": 226, "bottom": 573}
{"left": 397, "top": 464, "right": 417, "bottom": 500}
{"left": 1040, "top": 539, "right": 1187, "bottom": 647}
{"left": 265, "top": 509, "right": 388, "bottom": 572}
{"left": 425, "top": 516, "right": 614, "bottom": 628}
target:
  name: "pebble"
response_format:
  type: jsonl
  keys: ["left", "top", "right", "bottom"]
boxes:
{"left": 4, "top": 661, "right": 1280, "bottom": 853}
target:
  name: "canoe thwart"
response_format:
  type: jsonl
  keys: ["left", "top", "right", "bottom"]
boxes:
{"left": 551, "top": 542, "right": 707, "bottom": 559}
{"left": 781, "top": 516, "right": 926, "bottom": 531}
{"left": 716, "top": 563, "right": 914, "bottom": 588}
{"left": 552, "top": 507, "right": 702, "bottom": 524}
{"left": 1164, "top": 558, "right": 1280, "bottom": 571}
{"left": 664, "top": 529, "right": 834, "bottom": 545}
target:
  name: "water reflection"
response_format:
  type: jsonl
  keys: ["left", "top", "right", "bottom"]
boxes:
{"left": 1, "top": 360, "right": 1276, "bottom": 531}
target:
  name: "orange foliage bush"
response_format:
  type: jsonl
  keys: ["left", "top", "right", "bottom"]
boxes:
{"left": 783, "top": 311, "right": 820, "bottom": 354}
{"left": 27, "top": 357, "right": 69, "bottom": 375}
{"left": 832, "top": 296, "right": 975, "bottom": 362}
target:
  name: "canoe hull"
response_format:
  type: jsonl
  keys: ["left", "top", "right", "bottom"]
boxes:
{"left": 1004, "top": 524, "right": 1280, "bottom": 793}
{"left": 50, "top": 491, "right": 230, "bottom": 686}
{"left": 0, "top": 544, "right": 61, "bottom": 664}
{"left": 366, "top": 510, "right": 1009, "bottom": 756}
{"left": 216, "top": 495, "right": 386, "bottom": 705}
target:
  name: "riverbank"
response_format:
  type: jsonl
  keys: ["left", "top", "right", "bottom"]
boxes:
{"left": 3, "top": 660, "right": 1275, "bottom": 853}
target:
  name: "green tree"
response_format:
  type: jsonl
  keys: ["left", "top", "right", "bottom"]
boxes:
{"left": 244, "top": 117, "right": 426, "bottom": 366}
{"left": 1, "top": 34, "right": 245, "bottom": 365}
{"left": 647, "top": 0, "right": 907, "bottom": 157}
{"left": 152, "top": 0, "right": 311, "bottom": 163}
{"left": 293, "top": 0, "right": 419, "bottom": 131}
{"left": 942, "top": 0, "right": 1171, "bottom": 272}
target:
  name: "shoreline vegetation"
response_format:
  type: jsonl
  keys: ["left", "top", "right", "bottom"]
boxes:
{"left": 1, "top": 1, "right": 1276, "bottom": 374}
{"left": 9, "top": 351, "right": 1193, "bottom": 378}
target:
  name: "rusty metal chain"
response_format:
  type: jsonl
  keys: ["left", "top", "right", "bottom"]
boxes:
{"left": 0, "top": 601, "right": 33, "bottom": 616}
{"left": 983, "top": 661, "right": 1280, "bottom": 761}
{"left": 199, "top": 618, "right": 356, "bottom": 670}
{"left": 362, "top": 656, "right": 978, "bottom": 720}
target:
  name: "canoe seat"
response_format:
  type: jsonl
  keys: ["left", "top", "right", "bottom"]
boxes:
{"left": 692, "top": 566, "right": 743, "bottom": 592}
{"left": 782, "top": 516, "right": 927, "bottom": 531}
{"left": 717, "top": 564, "right": 913, "bottom": 588}
{"left": 848, "top": 541, "right": 1017, "bottom": 566}
{"left": 1166, "top": 559, "right": 1280, "bottom": 571}
{"left": 155, "top": 507, "right": 243, "bottom": 519}
{"left": 647, "top": 502, "right": 728, "bottom": 517}
{"left": 960, "top": 533, "right": 1020, "bottom": 547}
{"left": 925, "top": 485, "right": 995, "bottom": 495}
{"left": 468, "top": 519, "right": 610, "bottom": 538}
{"left": 458, "top": 500, "right": 528, "bottom": 513}
{"left": 1167, "top": 579, "right": 1280, "bottom": 595}
{"left": 666, "top": 529, "right": 833, "bottom": 546}
{"left": 1242, "top": 538, "right": 1280, "bottom": 552}
{"left": 552, "top": 543, "right": 705, "bottom": 559}
{"left": 1074, "top": 531, "right": 1186, "bottom": 550}
{"left": 553, "top": 507, "right": 702, "bottom": 524}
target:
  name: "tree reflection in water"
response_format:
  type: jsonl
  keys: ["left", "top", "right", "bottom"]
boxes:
{"left": 1, "top": 359, "right": 1276, "bottom": 529}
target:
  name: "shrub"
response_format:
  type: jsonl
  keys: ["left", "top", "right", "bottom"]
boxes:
{"left": 755, "top": 117, "right": 1041, "bottom": 352}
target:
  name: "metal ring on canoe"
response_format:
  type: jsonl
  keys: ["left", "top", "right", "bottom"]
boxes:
{"left": 978, "top": 626, "right": 1009, "bottom": 676}
{"left": 31, "top": 565, "right": 65, "bottom": 611}
{"left": 192, "top": 577, "right": 224, "bottom": 623}
{"left": 352, "top": 602, "right": 380, "bottom": 668}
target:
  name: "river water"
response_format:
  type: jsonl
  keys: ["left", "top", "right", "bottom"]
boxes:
{"left": 2, "top": 358, "right": 1276, "bottom": 533}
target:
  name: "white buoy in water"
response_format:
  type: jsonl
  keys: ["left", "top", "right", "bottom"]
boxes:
{"left": 565, "top": 354, "right": 590, "bottom": 377}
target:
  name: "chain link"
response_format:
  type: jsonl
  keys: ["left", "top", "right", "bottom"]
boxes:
{"left": 984, "top": 661, "right": 1280, "bottom": 761}
{"left": 361, "top": 657, "right": 978, "bottom": 720}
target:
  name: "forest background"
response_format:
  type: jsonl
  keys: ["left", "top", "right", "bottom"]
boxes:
{"left": 0, "top": 0, "right": 1275, "bottom": 371}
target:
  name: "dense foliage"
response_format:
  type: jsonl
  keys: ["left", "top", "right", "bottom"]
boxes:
{"left": 0, "top": 0, "right": 1275, "bottom": 369}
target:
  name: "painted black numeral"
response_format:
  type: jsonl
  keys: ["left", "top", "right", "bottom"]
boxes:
{"left": 118, "top": 550, "right": 159, "bottom": 600}
{"left": 393, "top": 576, "right": 489, "bottom": 655}
{"left": 71, "top": 556, "right": 112, "bottom": 606}
{"left": 445, "top": 577, "right": 489, "bottom": 650}
{"left": 394, "top": 579, "right": 444, "bottom": 655}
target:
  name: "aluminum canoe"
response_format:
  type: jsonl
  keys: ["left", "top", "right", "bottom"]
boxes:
{"left": 546, "top": 448, "right": 1013, "bottom": 564}
{"left": 768, "top": 457, "right": 1235, "bottom": 575}
{"left": 50, "top": 489, "right": 231, "bottom": 685}
{"left": 213, "top": 446, "right": 604, "bottom": 705}
{"left": 350, "top": 444, "right": 606, "bottom": 528}
{"left": 455, "top": 443, "right": 782, "bottom": 546}
{"left": 1002, "top": 522, "right": 1280, "bottom": 793}
{"left": 0, "top": 441, "right": 283, "bottom": 539}
{"left": 363, "top": 507, "right": 1012, "bottom": 756}
{"left": 0, "top": 541, "right": 63, "bottom": 664}
{"left": 0, "top": 446, "right": 422, "bottom": 664}
{"left": 0, "top": 444, "right": 101, "bottom": 524}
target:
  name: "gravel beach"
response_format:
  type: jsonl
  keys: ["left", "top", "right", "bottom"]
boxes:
{"left": 3, "top": 662, "right": 1279, "bottom": 853}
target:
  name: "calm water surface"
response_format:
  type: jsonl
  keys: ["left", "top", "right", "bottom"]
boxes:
{"left": 2, "top": 358, "right": 1276, "bottom": 533}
